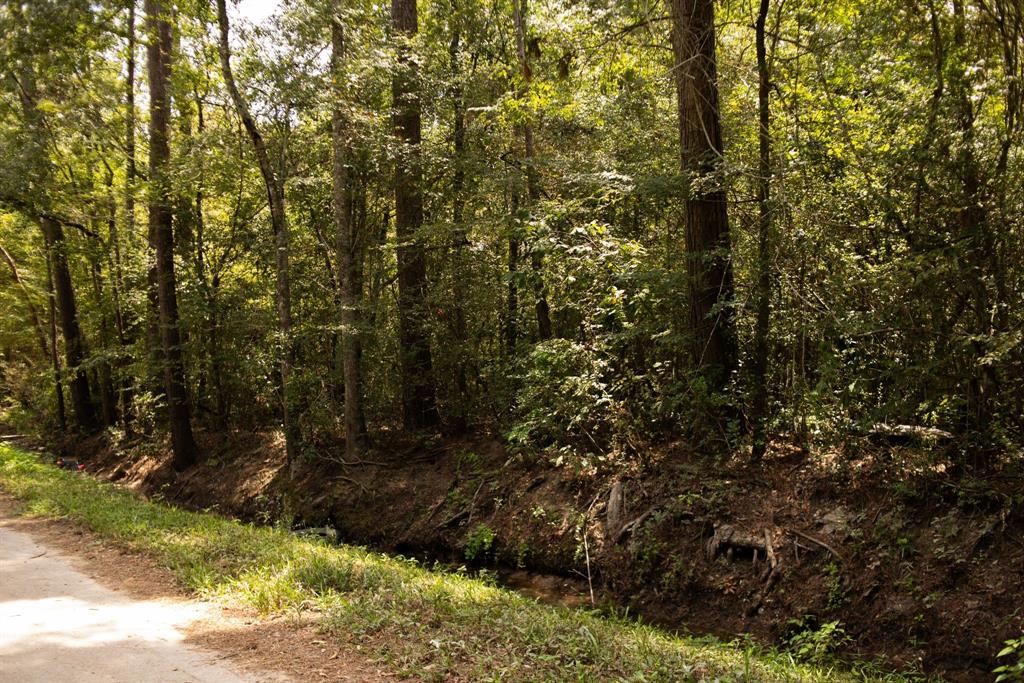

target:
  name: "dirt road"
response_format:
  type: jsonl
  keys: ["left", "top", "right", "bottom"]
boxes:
{"left": 0, "top": 523, "right": 286, "bottom": 683}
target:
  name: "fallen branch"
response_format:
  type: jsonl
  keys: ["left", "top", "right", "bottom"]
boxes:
{"left": 613, "top": 506, "right": 660, "bottom": 544}
{"left": 745, "top": 565, "right": 781, "bottom": 616}
{"left": 789, "top": 528, "right": 843, "bottom": 561}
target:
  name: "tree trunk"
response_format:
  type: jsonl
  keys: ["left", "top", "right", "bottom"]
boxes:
{"left": 448, "top": 17, "right": 470, "bottom": 433}
{"left": 506, "top": 192, "right": 520, "bottom": 356}
{"left": 950, "top": 0, "right": 999, "bottom": 439}
{"left": 668, "top": 0, "right": 738, "bottom": 391}
{"left": 118, "top": 0, "right": 137, "bottom": 434}
{"left": 750, "top": 0, "right": 772, "bottom": 461}
{"left": 44, "top": 247, "right": 67, "bottom": 433}
{"left": 513, "top": 0, "right": 552, "bottom": 341}
{"left": 331, "top": 0, "right": 367, "bottom": 457}
{"left": 146, "top": 0, "right": 198, "bottom": 469}
{"left": 40, "top": 217, "right": 97, "bottom": 433}
{"left": 10, "top": 5, "right": 91, "bottom": 434}
{"left": 392, "top": 0, "right": 440, "bottom": 429}
{"left": 215, "top": 0, "right": 299, "bottom": 466}
{"left": 89, "top": 254, "right": 117, "bottom": 427}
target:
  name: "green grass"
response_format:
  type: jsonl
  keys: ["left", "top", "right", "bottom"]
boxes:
{"left": 0, "top": 443, "right": 922, "bottom": 682}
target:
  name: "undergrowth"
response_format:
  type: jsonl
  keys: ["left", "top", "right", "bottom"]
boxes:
{"left": 0, "top": 443, "right": 921, "bottom": 682}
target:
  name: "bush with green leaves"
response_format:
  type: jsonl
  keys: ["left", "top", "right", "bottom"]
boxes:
{"left": 785, "top": 619, "right": 851, "bottom": 664}
{"left": 506, "top": 338, "right": 629, "bottom": 472}
{"left": 463, "top": 522, "right": 496, "bottom": 561}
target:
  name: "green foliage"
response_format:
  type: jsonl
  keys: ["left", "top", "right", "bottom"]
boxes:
{"left": 2, "top": 0, "right": 1024, "bottom": 470}
{"left": 506, "top": 339, "right": 628, "bottom": 472}
{"left": 785, "top": 619, "right": 852, "bottom": 665}
{"left": 996, "top": 638, "right": 1024, "bottom": 682}
{"left": 463, "top": 522, "right": 496, "bottom": 562}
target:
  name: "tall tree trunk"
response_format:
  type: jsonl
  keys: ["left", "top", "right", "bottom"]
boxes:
{"left": 513, "top": 0, "right": 552, "bottom": 341}
{"left": 118, "top": 0, "right": 137, "bottom": 434}
{"left": 210, "top": 274, "right": 227, "bottom": 427}
{"left": 392, "top": 0, "right": 440, "bottom": 429}
{"left": 949, "top": 0, "right": 999, "bottom": 439}
{"left": 40, "top": 218, "right": 97, "bottom": 433}
{"left": 750, "top": 0, "right": 772, "bottom": 461}
{"left": 331, "top": 0, "right": 366, "bottom": 457}
{"left": 10, "top": 5, "right": 91, "bottom": 434}
{"left": 215, "top": 0, "right": 299, "bottom": 466}
{"left": 147, "top": 0, "right": 198, "bottom": 469}
{"left": 90, "top": 254, "right": 117, "bottom": 427}
{"left": 44, "top": 247, "right": 67, "bottom": 433}
{"left": 448, "top": 16, "right": 470, "bottom": 433}
{"left": 668, "top": 0, "right": 738, "bottom": 391}
{"left": 506, "top": 192, "right": 520, "bottom": 356}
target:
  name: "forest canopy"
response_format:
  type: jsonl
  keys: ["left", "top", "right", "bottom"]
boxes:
{"left": 2, "top": 0, "right": 1023, "bottom": 474}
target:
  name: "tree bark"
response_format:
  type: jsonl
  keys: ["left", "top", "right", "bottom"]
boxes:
{"left": 331, "top": 0, "right": 367, "bottom": 457}
{"left": 215, "top": 0, "right": 299, "bottom": 465}
{"left": 668, "top": 0, "right": 738, "bottom": 391}
{"left": 10, "top": 5, "right": 92, "bottom": 434}
{"left": 44, "top": 246, "right": 67, "bottom": 432}
{"left": 447, "top": 15, "right": 470, "bottom": 433}
{"left": 750, "top": 0, "right": 772, "bottom": 461}
{"left": 392, "top": 0, "right": 440, "bottom": 429}
{"left": 513, "top": 0, "right": 552, "bottom": 341}
{"left": 118, "top": 0, "right": 137, "bottom": 434}
{"left": 146, "top": 0, "right": 198, "bottom": 469}
{"left": 506, "top": 192, "right": 520, "bottom": 356}
{"left": 89, "top": 253, "right": 117, "bottom": 427}
{"left": 40, "top": 217, "right": 97, "bottom": 433}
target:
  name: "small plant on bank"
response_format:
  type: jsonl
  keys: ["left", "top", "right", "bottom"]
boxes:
{"left": 785, "top": 618, "right": 852, "bottom": 664}
{"left": 463, "top": 522, "right": 496, "bottom": 561}
{"left": 995, "top": 637, "right": 1024, "bottom": 682}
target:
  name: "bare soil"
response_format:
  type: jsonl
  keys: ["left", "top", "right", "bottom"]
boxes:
{"left": 54, "top": 429, "right": 1024, "bottom": 681}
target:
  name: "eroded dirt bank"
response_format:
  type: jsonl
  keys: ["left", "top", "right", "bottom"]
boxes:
{"left": 57, "top": 429, "right": 1024, "bottom": 681}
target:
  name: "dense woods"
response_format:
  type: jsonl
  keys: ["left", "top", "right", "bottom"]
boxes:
{"left": 3, "top": 0, "right": 1024, "bottom": 470}
{"left": 3, "top": 0, "right": 1024, "bottom": 678}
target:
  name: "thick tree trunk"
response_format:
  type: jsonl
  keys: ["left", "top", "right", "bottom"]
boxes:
{"left": 215, "top": 0, "right": 299, "bottom": 467}
{"left": 668, "top": 0, "right": 738, "bottom": 391}
{"left": 146, "top": 0, "right": 198, "bottom": 470}
{"left": 331, "top": 1, "right": 367, "bottom": 457}
{"left": 513, "top": 0, "right": 552, "bottom": 342}
{"left": 40, "top": 217, "right": 97, "bottom": 433}
{"left": 392, "top": 0, "right": 440, "bottom": 429}
{"left": 750, "top": 0, "right": 772, "bottom": 461}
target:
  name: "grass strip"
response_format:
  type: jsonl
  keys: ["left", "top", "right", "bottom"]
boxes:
{"left": 0, "top": 443, "right": 918, "bottom": 682}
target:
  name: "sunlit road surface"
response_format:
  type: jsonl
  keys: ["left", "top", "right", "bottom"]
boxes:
{"left": 0, "top": 524, "right": 257, "bottom": 682}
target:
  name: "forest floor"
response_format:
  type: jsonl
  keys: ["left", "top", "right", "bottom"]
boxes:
{"left": 19, "top": 427, "right": 1024, "bottom": 681}
{"left": 0, "top": 440, "right": 898, "bottom": 682}
{"left": 0, "top": 495, "right": 389, "bottom": 682}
